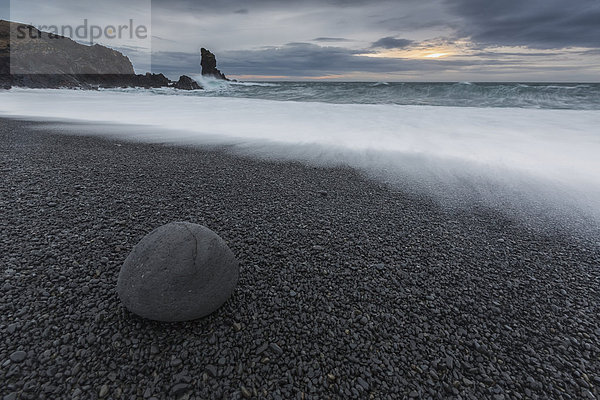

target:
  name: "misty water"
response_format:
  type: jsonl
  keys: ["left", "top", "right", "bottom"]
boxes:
{"left": 124, "top": 79, "right": 600, "bottom": 110}
{"left": 1, "top": 80, "right": 600, "bottom": 230}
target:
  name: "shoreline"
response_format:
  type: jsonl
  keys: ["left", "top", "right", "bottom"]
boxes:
{"left": 1, "top": 118, "right": 599, "bottom": 399}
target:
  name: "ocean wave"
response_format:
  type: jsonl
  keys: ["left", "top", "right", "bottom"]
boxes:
{"left": 94, "top": 81, "right": 600, "bottom": 110}
{"left": 229, "top": 81, "right": 281, "bottom": 87}
{"left": 2, "top": 89, "right": 600, "bottom": 223}
{"left": 370, "top": 82, "right": 390, "bottom": 87}
{"left": 188, "top": 75, "right": 233, "bottom": 92}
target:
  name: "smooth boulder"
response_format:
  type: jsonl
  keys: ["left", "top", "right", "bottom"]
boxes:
{"left": 117, "top": 222, "right": 239, "bottom": 322}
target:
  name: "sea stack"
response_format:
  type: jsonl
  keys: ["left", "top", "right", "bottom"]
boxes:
{"left": 201, "top": 48, "right": 228, "bottom": 80}
{"left": 117, "top": 222, "right": 239, "bottom": 322}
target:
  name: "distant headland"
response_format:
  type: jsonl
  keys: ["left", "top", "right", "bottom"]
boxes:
{"left": 0, "top": 20, "right": 227, "bottom": 90}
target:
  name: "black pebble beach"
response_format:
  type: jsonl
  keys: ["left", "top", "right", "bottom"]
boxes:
{"left": 1, "top": 118, "right": 599, "bottom": 400}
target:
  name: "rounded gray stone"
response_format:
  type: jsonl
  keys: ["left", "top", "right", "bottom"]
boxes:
{"left": 117, "top": 222, "right": 239, "bottom": 322}
{"left": 9, "top": 350, "right": 27, "bottom": 363}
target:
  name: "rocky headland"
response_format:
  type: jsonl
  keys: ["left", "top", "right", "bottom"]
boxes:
{"left": 0, "top": 20, "right": 214, "bottom": 90}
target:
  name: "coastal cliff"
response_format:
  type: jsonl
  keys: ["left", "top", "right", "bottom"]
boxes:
{"left": 0, "top": 20, "right": 208, "bottom": 90}
{"left": 1, "top": 20, "right": 134, "bottom": 76}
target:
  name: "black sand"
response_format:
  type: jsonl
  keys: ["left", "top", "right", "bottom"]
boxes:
{"left": 1, "top": 118, "right": 599, "bottom": 400}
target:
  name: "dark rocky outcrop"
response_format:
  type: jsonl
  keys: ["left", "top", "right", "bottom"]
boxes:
{"left": 0, "top": 20, "right": 206, "bottom": 90}
{"left": 6, "top": 72, "right": 172, "bottom": 90}
{"left": 0, "top": 20, "right": 12, "bottom": 89}
{"left": 174, "top": 75, "right": 202, "bottom": 90}
{"left": 201, "top": 47, "right": 228, "bottom": 80}
{"left": 5, "top": 24, "right": 134, "bottom": 75}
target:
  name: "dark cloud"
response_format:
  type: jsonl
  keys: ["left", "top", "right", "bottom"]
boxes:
{"left": 14, "top": 0, "right": 599, "bottom": 79}
{"left": 371, "top": 37, "right": 413, "bottom": 49}
{"left": 313, "top": 37, "right": 353, "bottom": 42}
{"left": 152, "top": 35, "right": 178, "bottom": 43}
{"left": 151, "top": 0, "right": 381, "bottom": 14}
{"left": 197, "top": 43, "right": 403, "bottom": 76}
{"left": 213, "top": 42, "right": 514, "bottom": 77}
{"left": 472, "top": 51, "right": 559, "bottom": 58}
{"left": 148, "top": 39, "right": 598, "bottom": 81}
{"left": 377, "top": 16, "right": 455, "bottom": 31}
{"left": 151, "top": 50, "right": 201, "bottom": 78}
{"left": 448, "top": 0, "right": 600, "bottom": 49}
{"left": 581, "top": 49, "right": 600, "bottom": 56}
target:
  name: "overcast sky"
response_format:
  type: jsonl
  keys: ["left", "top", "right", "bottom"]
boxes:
{"left": 6, "top": 0, "right": 600, "bottom": 81}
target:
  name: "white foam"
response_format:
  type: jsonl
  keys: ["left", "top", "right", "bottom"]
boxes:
{"left": 185, "top": 75, "right": 280, "bottom": 92}
{"left": 228, "top": 81, "right": 281, "bottom": 87}
{"left": 1, "top": 88, "right": 600, "bottom": 223}
{"left": 189, "top": 75, "right": 232, "bottom": 92}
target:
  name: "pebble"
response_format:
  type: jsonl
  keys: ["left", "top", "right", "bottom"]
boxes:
{"left": 256, "top": 343, "right": 269, "bottom": 354}
{"left": 269, "top": 343, "right": 283, "bottom": 355}
{"left": 241, "top": 386, "right": 252, "bottom": 399}
{"left": 357, "top": 377, "right": 370, "bottom": 391}
{"left": 98, "top": 384, "right": 109, "bottom": 398}
{"left": 9, "top": 351, "right": 27, "bottom": 363}
{"left": 171, "top": 384, "right": 190, "bottom": 396}
{"left": 170, "top": 358, "right": 182, "bottom": 367}
{"left": 7, "top": 324, "right": 17, "bottom": 334}
{"left": 205, "top": 364, "right": 218, "bottom": 378}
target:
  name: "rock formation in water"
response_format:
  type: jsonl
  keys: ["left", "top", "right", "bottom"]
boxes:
{"left": 201, "top": 47, "right": 228, "bottom": 80}
{"left": 0, "top": 20, "right": 206, "bottom": 90}
{"left": 174, "top": 75, "right": 202, "bottom": 90}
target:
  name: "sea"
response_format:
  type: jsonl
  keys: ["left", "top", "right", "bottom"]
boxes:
{"left": 1, "top": 80, "right": 600, "bottom": 224}
{"left": 183, "top": 80, "right": 600, "bottom": 110}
